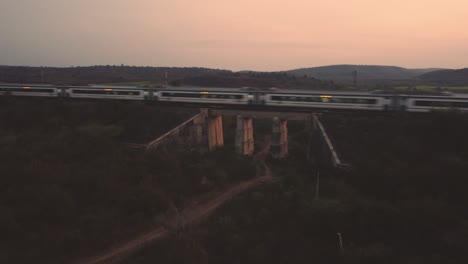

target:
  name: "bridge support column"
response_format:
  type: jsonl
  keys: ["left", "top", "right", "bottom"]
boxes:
{"left": 192, "top": 110, "right": 207, "bottom": 145}
{"left": 235, "top": 115, "right": 254, "bottom": 155}
{"left": 208, "top": 115, "right": 224, "bottom": 150}
{"left": 271, "top": 117, "right": 288, "bottom": 159}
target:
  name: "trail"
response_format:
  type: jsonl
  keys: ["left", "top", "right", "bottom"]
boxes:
{"left": 79, "top": 139, "right": 273, "bottom": 264}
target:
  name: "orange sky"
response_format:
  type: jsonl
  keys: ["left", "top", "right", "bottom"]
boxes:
{"left": 0, "top": 0, "right": 467, "bottom": 70}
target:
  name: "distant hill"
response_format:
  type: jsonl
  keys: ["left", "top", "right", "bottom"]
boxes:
{"left": 286, "top": 65, "right": 445, "bottom": 80}
{"left": 420, "top": 68, "right": 468, "bottom": 85}
{"left": 0, "top": 65, "right": 336, "bottom": 90}
{"left": 0, "top": 65, "right": 228, "bottom": 86}
{"left": 5, "top": 64, "right": 465, "bottom": 89}
{"left": 182, "top": 72, "right": 331, "bottom": 89}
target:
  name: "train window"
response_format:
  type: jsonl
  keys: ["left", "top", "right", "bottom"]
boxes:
{"left": 271, "top": 95, "right": 376, "bottom": 104}
{"left": 307, "top": 97, "right": 321, "bottom": 102}
{"left": 328, "top": 98, "right": 377, "bottom": 104}
{"left": 4, "top": 88, "right": 55, "bottom": 93}
{"left": 73, "top": 89, "right": 109, "bottom": 95}
{"left": 161, "top": 92, "right": 201, "bottom": 98}
{"left": 115, "top": 91, "right": 141, "bottom": 96}
{"left": 414, "top": 100, "right": 468, "bottom": 108}
{"left": 271, "top": 96, "right": 285, "bottom": 101}
{"left": 161, "top": 92, "right": 242, "bottom": 99}
{"left": 73, "top": 89, "right": 140, "bottom": 95}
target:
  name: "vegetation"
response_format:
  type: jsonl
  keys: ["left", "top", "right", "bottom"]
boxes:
{"left": 128, "top": 112, "right": 468, "bottom": 264}
{"left": 2, "top": 65, "right": 467, "bottom": 90}
{"left": 0, "top": 65, "right": 334, "bottom": 90}
{"left": 3, "top": 95, "right": 468, "bottom": 264}
{"left": 286, "top": 65, "right": 443, "bottom": 80}
{"left": 393, "top": 85, "right": 468, "bottom": 94}
{"left": 0, "top": 65, "right": 227, "bottom": 86}
{"left": 420, "top": 68, "right": 468, "bottom": 86}
{"left": 0, "top": 97, "right": 255, "bottom": 263}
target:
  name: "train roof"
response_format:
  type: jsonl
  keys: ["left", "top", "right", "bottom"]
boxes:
{"left": 158, "top": 87, "right": 390, "bottom": 97}
{"left": 0, "top": 83, "right": 53, "bottom": 87}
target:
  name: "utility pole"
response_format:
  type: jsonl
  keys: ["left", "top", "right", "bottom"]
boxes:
{"left": 41, "top": 66, "right": 45, "bottom": 84}
{"left": 315, "top": 169, "right": 320, "bottom": 200}
{"left": 337, "top": 233, "right": 344, "bottom": 253}
{"left": 353, "top": 70, "right": 357, "bottom": 88}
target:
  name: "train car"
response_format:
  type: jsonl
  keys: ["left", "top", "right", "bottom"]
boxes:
{"left": 67, "top": 86, "right": 145, "bottom": 100}
{"left": 261, "top": 90, "right": 390, "bottom": 111}
{"left": 6, "top": 83, "right": 468, "bottom": 113}
{"left": 0, "top": 84, "right": 59, "bottom": 97}
{"left": 403, "top": 94, "right": 468, "bottom": 112}
{"left": 157, "top": 88, "right": 252, "bottom": 105}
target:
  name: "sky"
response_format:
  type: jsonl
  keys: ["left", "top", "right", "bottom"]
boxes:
{"left": 0, "top": 0, "right": 467, "bottom": 71}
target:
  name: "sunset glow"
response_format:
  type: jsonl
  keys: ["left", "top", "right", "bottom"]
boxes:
{"left": 1, "top": 0, "right": 467, "bottom": 70}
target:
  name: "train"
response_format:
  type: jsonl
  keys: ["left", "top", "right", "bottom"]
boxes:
{"left": 2, "top": 83, "right": 468, "bottom": 112}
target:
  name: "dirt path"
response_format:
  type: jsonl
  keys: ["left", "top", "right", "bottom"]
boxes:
{"left": 78, "top": 140, "right": 273, "bottom": 264}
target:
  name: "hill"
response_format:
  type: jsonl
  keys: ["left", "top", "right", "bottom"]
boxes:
{"left": 0, "top": 65, "right": 336, "bottom": 90}
{"left": 182, "top": 72, "right": 331, "bottom": 89}
{"left": 0, "top": 65, "right": 227, "bottom": 86}
{"left": 420, "top": 68, "right": 468, "bottom": 85}
{"left": 286, "top": 65, "right": 444, "bottom": 80}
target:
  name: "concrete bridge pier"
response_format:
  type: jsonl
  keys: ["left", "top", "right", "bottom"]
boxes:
{"left": 191, "top": 110, "right": 208, "bottom": 145}
{"left": 208, "top": 115, "right": 224, "bottom": 150}
{"left": 235, "top": 115, "right": 254, "bottom": 155}
{"left": 271, "top": 117, "right": 288, "bottom": 159}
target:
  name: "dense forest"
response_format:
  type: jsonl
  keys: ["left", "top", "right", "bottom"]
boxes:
{"left": 3, "top": 96, "right": 468, "bottom": 263}
{"left": 0, "top": 97, "right": 256, "bottom": 263}
{"left": 128, "top": 111, "right": 468, "bottom": 264}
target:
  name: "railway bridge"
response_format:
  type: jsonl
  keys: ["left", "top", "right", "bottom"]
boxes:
{"left": 145, "top": 108, "right": 347, "bottom": 168}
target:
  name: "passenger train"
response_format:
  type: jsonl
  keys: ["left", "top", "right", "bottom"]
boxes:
{"left": 2, "top": 83, "right": 468, "bottom": 113}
